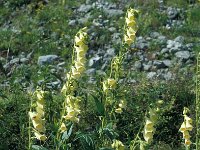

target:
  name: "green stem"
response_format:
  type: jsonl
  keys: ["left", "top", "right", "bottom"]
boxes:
{"left": 196, "top": 53, "right": 200, "bottom": 150}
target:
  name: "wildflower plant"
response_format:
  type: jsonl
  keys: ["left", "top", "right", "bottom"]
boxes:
{"left": 196, "top": 52, "right": 200, "bottom": 149}
{"left": 179, "top": 107, "right": 193, "bottom": 147}
{"left": 143, "top": 108, "right": 157, "bottom": 144}
{"left": 28, "top": 89, "right": 47, "bottom": 148}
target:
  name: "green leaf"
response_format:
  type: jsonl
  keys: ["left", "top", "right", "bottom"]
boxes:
{"left": 32, "top": 145, "right": 48, "bottom": 150}
{"left": 92, "top": 95, "right": 105, "bottom": 116}
{"left": 74, "top": 133, "right": 95, "bottom": 150}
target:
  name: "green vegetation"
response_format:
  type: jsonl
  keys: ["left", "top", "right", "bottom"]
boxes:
{"left": 0, "top": 0, "right": 200, "bottom": 150}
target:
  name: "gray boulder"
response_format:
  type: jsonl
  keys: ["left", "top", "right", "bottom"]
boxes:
{"left": 175, "top": 51, "right": 190, "bottom": 60}
{"left": 38, "top": 55, "right": 59, "bottom": 66}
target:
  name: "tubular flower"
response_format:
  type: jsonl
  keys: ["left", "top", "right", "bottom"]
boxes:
{"left": 34, "top": 132, "right": 47, "bottom": 141}
{"left": 60, "top": 123, "right": 67, "bottom": 133}
{"left": 143, "top": 108, "right": 157, "bottom": 144}
{"left": 115, "top": 99, "right": 127, "bottom": 114}
{"left": 179, "top": 108, "right": 193, "bottom": 146}
{"left": 29, "top": 90, "right": 47, "bottom": 141}
{"left": 103, "top": 78, "right": 117, "bottom": 92}
{"left": 124, "top": 8, "right": 138, "bottom": 46}
{"left": 111, "top": 139, "right": 125, "bottom": 150}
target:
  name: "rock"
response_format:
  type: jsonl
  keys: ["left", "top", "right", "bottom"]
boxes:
{"left": 103, "top": 8, "right": 123, "bottom": 17}
{"left": 134, "top": 61, "right": 142, "bottom": 70}
{"left": 143, "top": 64, "right": 152, "bottom": 71}
{"left": 150, "top": 32, "right": 160, "bottom": 38}
{"left": 9, "top": 58, "right": 20, "bottom": 64}
{"left": 147, "top": 72, "right": 157, "bottom": 79}
{"left": 167, "top": 7, "right": 179, "bottom": 19}
{"left": 161, "top": 48, "right": 169, "bottom": 54}
{"left": 86, "top": 68, "right": 96, "bottom": 75}
{"left": 153, "top": 60, "right": 166, "bottom": 69}
{"left": 108, "top": 27, "right": 116, "bottom": 33}
{"left": 106, "top": 48, "right": 115, "bottom": 57}
{"left": 20, "top": 58, "right": 29, "bottom": 63}
{"left": 174, "top": 36, "right": 184, "bottom": 43}
{"left": 68, "top": 20, "right": 76, "bottom": 26}
{"left": 175, "top": 51, "right": 190, "bottom": 60}
{"left": 162, "top": 59, "right": 172, "bottom": 67}
{"left": 88, "top": 55, "right": 101, "bottom": 67}
{"left": 57, "top": 62, "right": 66, "bottom": 67}
{"left": 78, "top": 4, "right": 92, "bottom": 13}
{"left": 167, "top": 40, "right": 175, "bottom": 49}
{"left": 163, "top": 71, "right": 173, "bottom": 80}
{"left": 38, "top": 55, "right": 59, "bottom": 66}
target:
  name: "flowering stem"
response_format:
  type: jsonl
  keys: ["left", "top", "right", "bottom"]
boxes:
{"left": 196, "top": 53, "right": 200, "bottom": 149}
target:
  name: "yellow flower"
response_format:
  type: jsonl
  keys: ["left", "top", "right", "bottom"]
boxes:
{"left": 32, "top": 119, "right": 45, "bottom": 132}
{"left": 124, "top": 35, "right": 133, "bottom": 46}
{"left": 149, "top": 108, "right": 157, "bottom": 123}
{"left": 185, "top": 139, "right": 191, "bottom": 146}
{"left": 75, "top": 61, "right": 85, "bottom": 73}
{"left": 107, "top": 78, "right": 116, "bottom": 88}
{"left": 118, "top": 100, "right": 127, "bottom": 109}
{"left": 71, "top": 67, "right": 81, "bottom": 79}
{"left": 143, "top": 131, "right": 153, "bottom": 143}
{"left": 36, "top": 90, "right": 45, "bottom": 101}
{"left": 183, "top": 131, "right": 191, "bottom": 139}
{"left": 36, "top": 106, "right": 44, "bottom": 117}
{"left": 29, "top": 111, "right": 41, "bottom": 121}
{"left": 185, "top": 115, "right": 192, "bottom": 124}
{"left": 143, "top": 117, "right": 155, "bottom": 143}
{"left": 60, "top": 123, "right": 67, "bottom": 133}
{"left": 34, "top": 132, "right": 47, "bottom": 141}
{"left": 112, "top": 140, "right": 125, "bottom": 150}
{"left": 179, "top": 122, "right": 187, "bottom": 132}
{"left": 185, "top": 121, "right": 193, "bottom": 131}
{"left": 115, "top": 108, "right": 123, "bottom": 114}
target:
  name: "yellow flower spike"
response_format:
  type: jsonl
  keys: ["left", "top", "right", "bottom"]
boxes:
{"left": 179, "top": 122, "right": 187, "bottom": 132}
{"left": 29, "top": 111, "right": 41, "bottom": 121}
{"left": 185, "top": 121, "right": 193, "bottom": 131}
{"left": 185, "top": 139, "right": 192, "bottom": 146}
{"left": 60, "top": 123, "right": 67, "bottom": 133}
{"left": 115, "top": 108, "right": 123, "bottom": 114}
{"left": 34, "top": 132, "right": 47, "bottom": 141}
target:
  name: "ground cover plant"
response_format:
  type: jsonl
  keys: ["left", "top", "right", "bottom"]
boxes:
{"left": 0, "top": 0, "right": 200, "bottom": 150}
